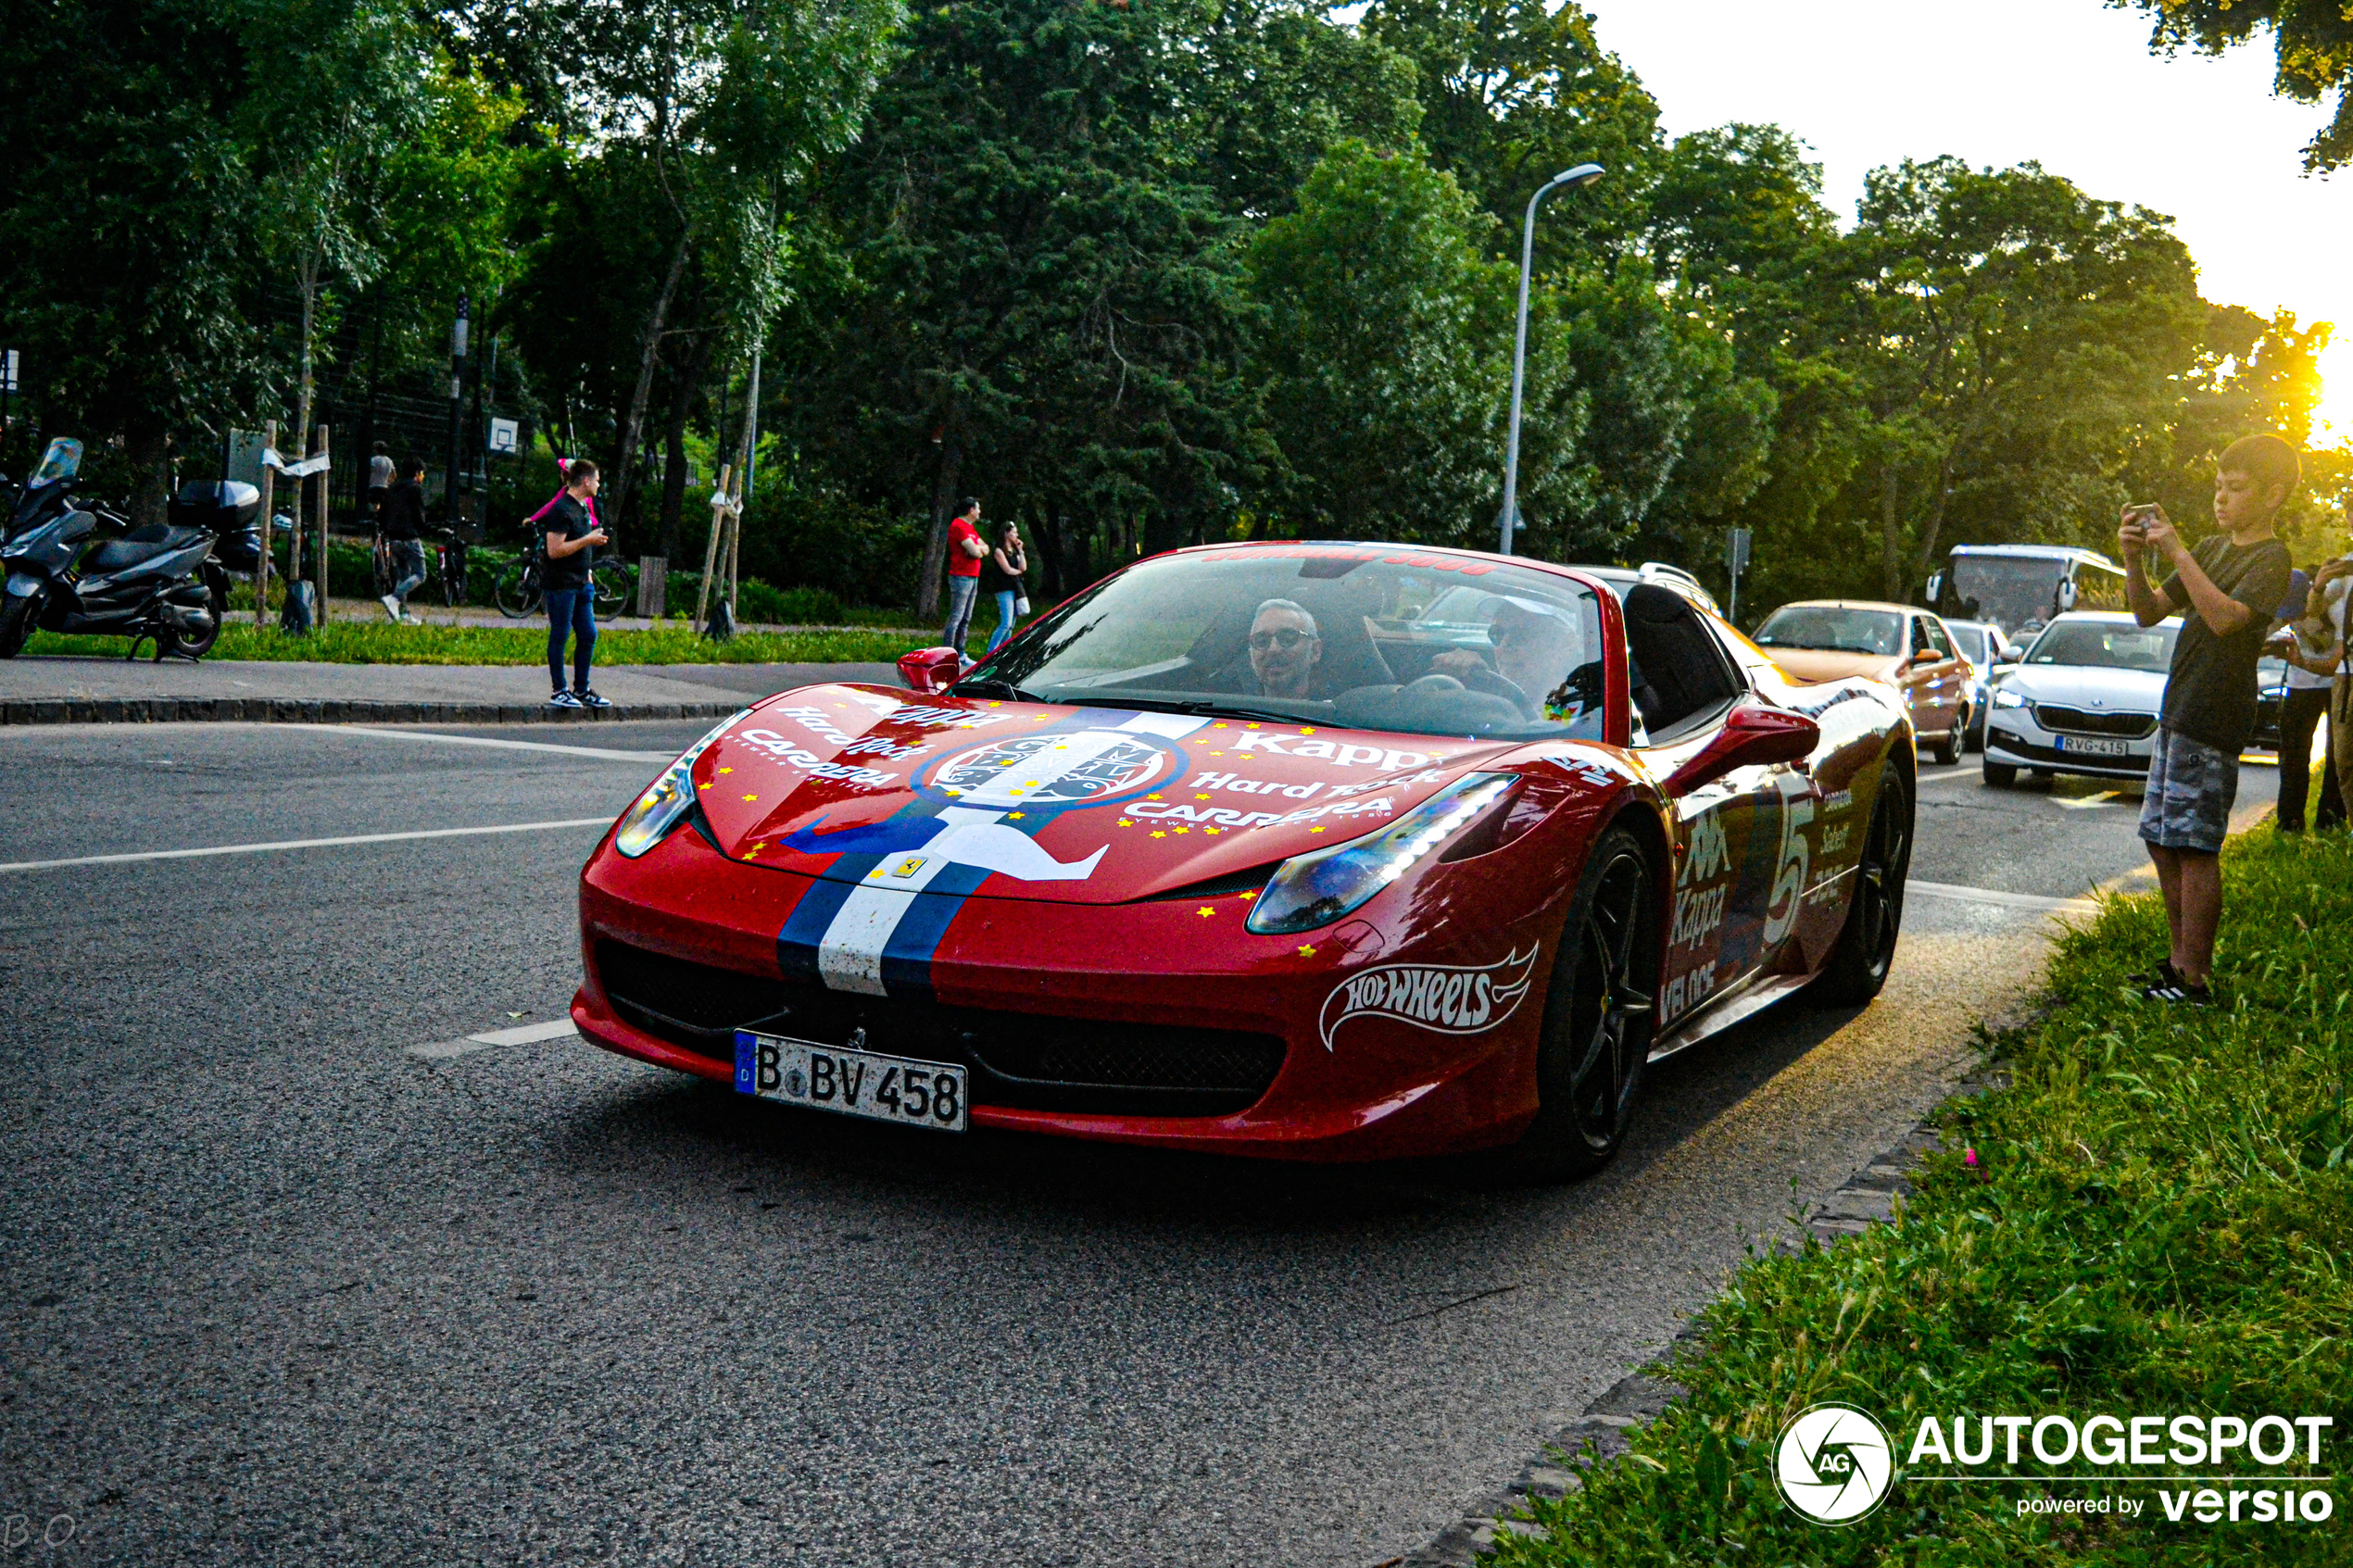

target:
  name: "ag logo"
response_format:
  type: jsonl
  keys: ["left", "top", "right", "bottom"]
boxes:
{"left": 1774, "top": 1402, "right": 1893, "bottom": 1524}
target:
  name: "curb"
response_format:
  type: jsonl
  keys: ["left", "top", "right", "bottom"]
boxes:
{"left": 0, "top": 696, "right": 748, "bottom": 728}
{"left": 1396, "top": 1067, "right": 2010, "bottom": 1567}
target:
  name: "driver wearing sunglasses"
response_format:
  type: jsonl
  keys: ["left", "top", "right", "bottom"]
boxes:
{"left": 1244, "top": 598, "right": 1323, "bottom": 698}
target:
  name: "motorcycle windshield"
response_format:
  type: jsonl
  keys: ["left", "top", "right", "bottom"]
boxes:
{"left": 30, "top": 439, "right": 82, "bottom": 487}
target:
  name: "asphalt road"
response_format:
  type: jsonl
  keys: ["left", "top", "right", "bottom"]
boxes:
{"left": 0, "top": 721, "right": 2281, "bottom": 1566}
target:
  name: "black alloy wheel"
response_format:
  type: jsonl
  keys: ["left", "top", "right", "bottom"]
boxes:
{"left": 1507, "top": 825, "right": 1658, "bottom": 1180}
{"left": 0, "top": 591, "right": 38, "bottom": 659}
{"left": 1809, "top": 763, "right": 1914, "bottom": 1005}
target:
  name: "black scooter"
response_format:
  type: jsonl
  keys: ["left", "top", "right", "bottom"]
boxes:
{"left": 0, "top": 438, "right": 239, "bottom": 660}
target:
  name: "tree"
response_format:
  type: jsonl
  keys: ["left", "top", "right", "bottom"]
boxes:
{"left": 1822, "top": 157, "right": 2204, "bottom": 599}
{"left": 2114, "top": 1, "right": 2353, "bottom": 171}
{"left": 1246, "top": 139, "right": 1578, "bottom": 543}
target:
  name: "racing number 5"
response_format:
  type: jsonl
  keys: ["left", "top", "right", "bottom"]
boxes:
{"left": 1763, "top": 771, "right": 1816, "bottom": 950}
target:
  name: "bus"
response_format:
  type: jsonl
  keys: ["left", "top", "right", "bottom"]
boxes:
{"left": 1925, "top": 544, "right": 2128, "bottom": 641}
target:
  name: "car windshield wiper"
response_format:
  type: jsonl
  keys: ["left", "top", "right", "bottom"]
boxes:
{"left": 949, "top": 677, "right": 1044, "bottom": 701}
{"left": 1056, "top": 694, "right": 1313, "bottom": 727}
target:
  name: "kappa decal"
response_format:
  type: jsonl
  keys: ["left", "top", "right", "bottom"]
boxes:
{"left": 1208, "top": 731, "right": 1436, "bottom": 770}
{"left": 1670, "top": 883, "right": 1730, "bottom": 948}
{"left": 1680, "top": 809, "right": 1731, "bottom": 887}
{"left": 1318, "top": 947, "right": 1540, "bottom": 1050}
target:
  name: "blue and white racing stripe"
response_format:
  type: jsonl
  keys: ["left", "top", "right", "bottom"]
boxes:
{"left": 777, "top": 710, "right": 1205, "bottom": 997}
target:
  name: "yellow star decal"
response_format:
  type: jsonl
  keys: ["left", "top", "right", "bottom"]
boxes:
{"left": 718, "top": 767, "right": 733, "bottom": 774}
{"left": 742, "top": 794, "right": 759, "bottom": 802}
{"left": 1300, "top": 728, "right": 1315, "bottom": 734}
{"left": 1239, "top": 890, "right": 1257, "bottom": 900}
{"left": 698, "top": 782, "right": 711, "bottom": 791}
{"left": 1239, "top": 753, "right": 1254, "bottom": 759}
{"left": 1297, "top": 944, "right": 1317, "bottom": 956}
{"left": 1197, "top": 907, "right": 1215, "bottom": 917}
{"left": 1008, "top": 811, "right": 1025, "bottom": 820}
{"left": 1173, "top": 826, "right": 1189, "bottom": 834}
{"left": 1147, "top": 793, "right": 1163, "bottom": 800}
{"left": 1151, "top": 831, "right": 1167, "bottom": 838}
{"left": 1205, "top": 827, "right": 1220, "bottom": 834}
{"left": 1211, "top": 750, "right": 1224, "bottom": 757}
{"left": 1118, "top": 818, "right": 1134, "bottom": 827}
{"left": 1194, "top": 793, "right": 1210, "bottom": 800}
{"left": 1213, "top": 722, "right": 1227, "bottom": 729}
{"left": 1309, "top": 825, "right": 1325, "bottom": 832}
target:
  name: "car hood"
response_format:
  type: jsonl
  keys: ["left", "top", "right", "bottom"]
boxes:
{"left": 1759, "top": 646, "right": 1906, "bottom": 685}
{"left": 686, "top": 684, "right": 1537, "bottom": 904}
{"left": 1996, "top": 664, "right": 2167, "bottom": 711}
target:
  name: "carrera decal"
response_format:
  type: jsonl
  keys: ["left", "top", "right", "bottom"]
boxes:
{"left": 733, "top": 729, "right": 900, "bottom": 786}
{"left": 777, "top": 712, "right": 1206, "bottom": 997}
{"left": 1125, "top": 796, "right": 1397, "bottom": 830}
{"left": 1318, "top": 948, "right": 1540, "bottom": 1050}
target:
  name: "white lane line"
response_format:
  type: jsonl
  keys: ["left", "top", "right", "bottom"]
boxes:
{"left": 0, "top": 818, "right": 612, "bottom": 875}
{"left": 291, "top": 724, "right": 674, "bottom": 763}
{"left": 1908, "top": 878, "right": 2099, "bottom": 915}
{"left": 408, "top": 1019, "right": 580, "bottom": 1060}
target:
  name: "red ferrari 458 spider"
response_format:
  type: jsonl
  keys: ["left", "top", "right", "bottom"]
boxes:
{"left": 573, "top": 540, "right": 1915, "bottom": 1175}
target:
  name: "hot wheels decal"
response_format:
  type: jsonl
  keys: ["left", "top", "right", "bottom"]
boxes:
{"left": 1317, "top": 947, "right": 1541, "bottom": 1050}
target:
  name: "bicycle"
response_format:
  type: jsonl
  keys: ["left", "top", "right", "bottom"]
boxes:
{"left": 495, "top": 544, "right": 631, "bottom": 620}
{"left": 373, "top": 528, "right": 470, "bottom": 612}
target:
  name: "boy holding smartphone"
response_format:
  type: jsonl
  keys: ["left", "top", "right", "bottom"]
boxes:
{"left": 2118, "top": 433, "right": 2297, "bottom": 1004}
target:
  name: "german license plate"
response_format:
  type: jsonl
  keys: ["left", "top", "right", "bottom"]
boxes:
{"left": 2056, "top": 734, "right": 2129, "bottom": 758}
{"left": 733, "top": 1030, "right": 967, "bottom": 1132}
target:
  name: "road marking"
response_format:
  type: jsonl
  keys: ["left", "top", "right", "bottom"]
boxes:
{"left": 409, "top": 1019, "right": 580, "bottom": 1060}
{"left": 2052, "top": 790, "right": 2123, "bottom": 810}
{"left": 293, "top": 724, "right": 674, "bottom": 763}
{"left": 1907, "top": 878, "right": 2099, "bottom": 915}
{"left": 0, "top": 818, "right": 612, "bottom": 875}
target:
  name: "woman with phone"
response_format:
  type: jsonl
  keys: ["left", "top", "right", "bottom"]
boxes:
{"left": 980, "top": 520, "right": 1028, "bottom": 653}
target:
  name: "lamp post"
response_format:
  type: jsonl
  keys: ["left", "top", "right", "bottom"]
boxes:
{"left": 1497, "top": 163, "right": 1605, "bottom": 557}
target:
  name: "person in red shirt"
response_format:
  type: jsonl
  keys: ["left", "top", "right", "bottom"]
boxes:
{"left": 941, "top": 497, "right": 988, "bottom": 660}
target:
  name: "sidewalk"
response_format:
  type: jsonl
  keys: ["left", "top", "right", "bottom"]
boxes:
{"left": 0, "top": 656, "right": 903, "bottom": 727}
{"left": 318, "top": 595, "right": 930, "bottom": 640}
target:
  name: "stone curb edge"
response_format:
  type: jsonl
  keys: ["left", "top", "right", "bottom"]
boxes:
{"left": 0, "top": 696, "right": 748, "bottom": 728}
{"left": 1393, "top": 1064, "right": 2014, "bottom": 1568}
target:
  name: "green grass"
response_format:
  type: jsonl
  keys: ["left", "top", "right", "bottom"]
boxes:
{"left": 22, "top": 621, "right": 986, "bottom": 666}
{"left": 1492, "top": 822, "right": 2351, "bottom": 1566}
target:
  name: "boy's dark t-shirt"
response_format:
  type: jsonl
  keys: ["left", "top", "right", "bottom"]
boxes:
{"left": 2157, "top": 533, "right": 2294, "bottom": 752}
{"left": 543, "top": 495, "right": 598, "bottom": 591}
{"left": 378, "top": 479, "right": 425, "bottom": 541}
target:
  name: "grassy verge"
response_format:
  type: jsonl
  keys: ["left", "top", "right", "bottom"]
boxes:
{"left": 22, "top": 621, "right": 987, "bottom": 666}
{"left": 1493, "top": 822, "right": 2350, "bottom": 1565}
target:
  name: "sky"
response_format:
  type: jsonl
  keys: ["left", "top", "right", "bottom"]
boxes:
{"left": 1582, "top": 0, "right": 2351, "bottom": 442}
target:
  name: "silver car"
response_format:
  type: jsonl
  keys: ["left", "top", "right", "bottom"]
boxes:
{"left": 1982, "top": 611, "right": 2179, "bottom": 786}
{"left": 1944, "top": 620, "right": 2013, "bottom": 751}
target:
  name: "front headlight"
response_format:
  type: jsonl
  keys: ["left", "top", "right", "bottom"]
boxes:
{"left": 1246, "top": 773, "right": 1518, "bottom": 935}
{"left": 1993, "top": 689, "right": 2028, "bottom": 709}
{"left": 613, "top": 709, "right": 751, "bottom": 858}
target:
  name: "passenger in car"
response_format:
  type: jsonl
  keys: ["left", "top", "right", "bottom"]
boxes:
{"left": 1428, "top": 597, "right": 1580, "bottom": 717}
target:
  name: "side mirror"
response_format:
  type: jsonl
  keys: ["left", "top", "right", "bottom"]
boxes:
{"left": 1924, "top": 571, "right": 1944, "bottom": 604}
{"left": 1664, "top": 701, "right": 1820, "bottom": 797}
{"left": 2057, "top": 579, "right": 2079, "bottom": 611}
{"left": 897, "top": 646, "right": 964, "bottom": 694}
{"left": 1911, "top": 648, "right": 1942, "bottom": 666}
{"left": 1993, "top": 646, "right": 2021, "bottom": 666}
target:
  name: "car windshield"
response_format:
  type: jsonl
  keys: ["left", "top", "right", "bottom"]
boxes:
{"left": 962, "top": 545, "right": 1610, "bottom": 741}
{"left": 29, "top": 438, "right": 82, "bottom": 487}
{"left": 1945, "top": 555, "right": 2067, "bottom": 633}
{"left": 2023, "top": 620, "right": 2177, "bottom": 671}
{"left": 1752, "top": 606, "right": 1903, "bottom": 656}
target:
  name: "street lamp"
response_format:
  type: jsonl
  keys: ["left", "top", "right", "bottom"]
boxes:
{"left": 1497, "top": 162, "right": 1605, "bottom": 557}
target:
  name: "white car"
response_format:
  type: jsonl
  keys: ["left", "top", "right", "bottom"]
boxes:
{"left": 1982, "top": 611, "right": 2179, "bottom": 786}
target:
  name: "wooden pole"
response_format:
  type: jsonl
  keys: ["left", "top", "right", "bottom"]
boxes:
{"left": 313, "top": 424, "right": 330, "bottom": 623}
{"left": 285, "top": 424, "right": 306, "bottom": 589}
{"left": 256, "top": 420, "right": 277, "bottom": 627}
{"left": 696, "top": 462, "right": 731, "bottom": 629}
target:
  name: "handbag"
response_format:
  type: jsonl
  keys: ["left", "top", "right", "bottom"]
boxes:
{"left": 1014, "top": 594, "right": 1030, "bottom": 616}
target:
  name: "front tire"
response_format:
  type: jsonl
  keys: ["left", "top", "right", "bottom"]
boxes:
{"left": 1931, "top": 722, "right": 1959, "bottom": 765}
{"left": 1809, "top": 764, "right": 1913, "bottom": 1005}
{"left": 1982, "top": 759, "right": 2018, "bottom": 787}
{"left": 1504, "top": 825, "right": 1659, "bottom": 1181}
{"left": 0, "top": 591, "right": 38, "bottom": 659}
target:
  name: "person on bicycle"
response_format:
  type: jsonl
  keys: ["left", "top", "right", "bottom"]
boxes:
{"left": 544, "top": 459, "right": 610, "bottom": 709}
{"left": 378, "top": 458, "right": 429, "bottom": 623}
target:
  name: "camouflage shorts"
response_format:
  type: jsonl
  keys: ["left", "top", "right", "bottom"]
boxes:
{"left": 2137, "top": 728, "right": 2238, "bottom": 855}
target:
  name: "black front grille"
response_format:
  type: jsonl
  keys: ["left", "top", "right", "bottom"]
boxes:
{"left": 2031, "top": 704, "right": 2157, "bottom": 738}
{"left": 594, "top": 939, "right": 1285, "bottom": 1116}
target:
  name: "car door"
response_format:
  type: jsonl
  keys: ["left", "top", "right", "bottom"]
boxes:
{"left": 1623, "top": 588, "right": 1819, "bottom": 1026}
{"left": 1906, "top": 615, "right": 1957, "bottom": 737}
